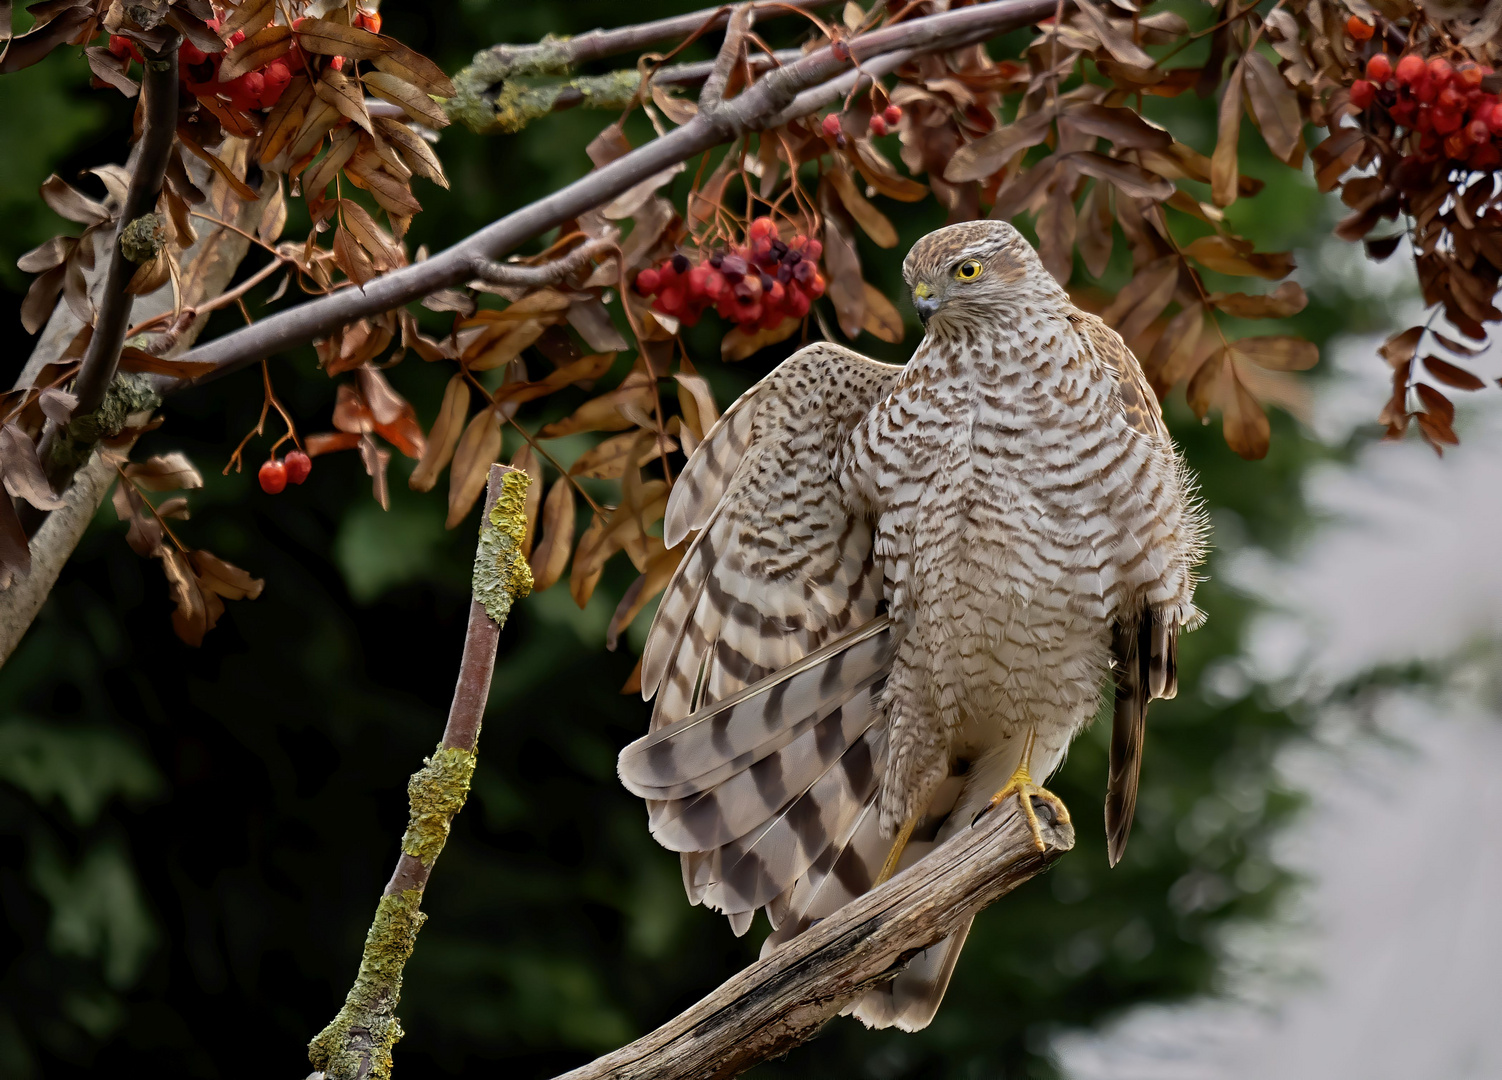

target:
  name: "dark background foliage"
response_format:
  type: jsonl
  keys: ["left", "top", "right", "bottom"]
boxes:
{"left": 0, "top": 3, "right": 1370, "bottom": 1077}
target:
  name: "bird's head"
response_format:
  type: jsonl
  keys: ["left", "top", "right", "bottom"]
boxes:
{"left": 902, "top": 220, "right": 1058, "bottom": 330}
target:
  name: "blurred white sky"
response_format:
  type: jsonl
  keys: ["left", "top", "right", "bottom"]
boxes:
{"left": 1055, "top": 257, "right": 1502, "bottom": 1080}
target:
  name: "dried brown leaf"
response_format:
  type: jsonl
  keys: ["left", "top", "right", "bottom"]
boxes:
{"left": 1223, "top": 363, "right": 1271, "bottom": 460}
{"left": 827, "top": 162, "right": 898, "bottom": 248}
{"left": 123, "top": 452, "right": 204, "bottom": 493}
{"left": 219, "top": 23, "right": 292, "bottom": 82}
{"left": 1423, "top": 356, "right": 1486, "bottom": 391}
{"left": 529, "top": 476, "right": 577, "bottom": 591}
{"left": 1211, "top": 63, "right": 1244, "bottom": 207}
{"left": 363, "top": 70, "right": 447, "bottom": 129}
{"left": 446, "top": 408, "right": 502, "bottom": 528}
{"left": 1230, "top": 336, "right": 1319, "bottom": 371}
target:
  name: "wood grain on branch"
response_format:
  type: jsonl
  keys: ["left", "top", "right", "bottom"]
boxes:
{"left": 164, "top": 0, "right": 1057, "bottom": 387}
{"left": 554, "top": 797, "right": 1073, "bottom": 1080}
{"left": 308, "top": 464, "right": 533, "bottom": 1080}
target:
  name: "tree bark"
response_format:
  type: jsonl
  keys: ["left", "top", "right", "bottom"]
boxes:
{"left": 554, "top": 798, "right": 1074, "bottom": 1080}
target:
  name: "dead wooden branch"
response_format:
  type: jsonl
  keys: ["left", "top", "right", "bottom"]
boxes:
{"left": 308, "top": 464, "right": 533, "bottom": 1080}
{"left": 553, "top": 797, "right": 1074, "bottom": 1080}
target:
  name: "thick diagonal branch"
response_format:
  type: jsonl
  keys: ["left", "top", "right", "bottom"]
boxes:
{"left": 554, "top": 798, "right": 1074, "bottom": 1080}
{"left": 308, "top": 465, "right": 533, "bottom": 1080}
{"left": 165, "top": 0, "right": 1057, "bottom": 385}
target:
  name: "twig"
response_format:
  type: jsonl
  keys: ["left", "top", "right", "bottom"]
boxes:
{"left": 29, "top": 33, "right": 181, "bottom": 506}
{"left": 308, "top": 464, "right": 534, "bottom": 1080}
{"left": 164, "top": 0, "right": 1058, "bottom": 386}
{"left": 553, "top": 795, "right": 1074, "bottom": 1080}
{"left": 468, "top": 237, "right": 613, "bottom": 288}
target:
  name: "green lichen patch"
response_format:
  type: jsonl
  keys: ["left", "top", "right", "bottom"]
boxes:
{"left": 473, "top": 468, "right": 533, "bottom": 625}
{"left": 446, "top": 38, "right": 640, "bottom": 134}
{"left": 120, "top": 213, "right": 166, "bottom": 264}
{"left": 307, "top": 889, "right": 426, "bottom": 1080}
{"left": 400, "top": 745, "right": 475, "bottom": 867}
{"left": 50, "top": 372, "right": 161, "bottom": 472}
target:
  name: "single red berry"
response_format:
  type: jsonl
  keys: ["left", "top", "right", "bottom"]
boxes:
{"left": 261, "top": 60, "right": 292, "bottom": 107}
{"left": 1415, "top": 105, "right": 1435, "bottom": 133}
{"left": 802, "top": 238, "right": 822, "bottom": 263}
{"left": 1417, "top": 77, "right": 1439, "bottom": 105}
{"left": 686, "top": 265, "right": 713, "bottom": 298}
{"left": 1390, "top": 100, "right": 1417, "bottom": 127}
{"left": 701, "top": 268, "right": 727, "bottom": 300}
{"left": 1345, "top": 15, "right": 1374, "bottom": 41}
{"left": 869, "top": 114, "right": 889, "bottom": 136}
{"left": 108, "top": 34, "right": 131, "bottom": 59}
{"left": 804, "top": 271, "right": 827, "bottom": 299}
{"left": 1396, "top": 54, "right": 1426, "bottom": 86}
{"left": 1434, "top": 108, "right": 1463, "bottom": 134}
{"left": 1428, "top": 57, "right": 1453, "bottom": 86}
{"left": 831, "top": 39, "right": 850, "bottom": 62}
{"left": 180, "top": 40, "right": 207, "bottom": 66}
{"left": 230, "top": 29, "right": 246, "bottom": 46}
{"left": 259, "top": 459, "right": 288, "bottom": 494}
{"left": 1467, "top": 118, "right": 1490, "bottom": 142}
{"left": 1439, "top": 84, "right": 1463, "bottom": 111}
{"left": 1459, "top": 63, "right": 1484, "bottom": 90}
{"left": 330, "top": 55, "right": 345, "bottom": 71}
{"left": 765, "top": 279, "right": 786, "bottom": 308}
{"left": 883, "top": 103, "right": 902, "bottom": 125}
{"left": 1486, "top": 101, "right": 1502, "bottom": 133}
{"left": 284, "top": 450, "right": 312, "bottom": 485}
{"left": 1351, "top": 80, "right": 1376, "bottom": 108}
{"left": 821, "top": 113, "right": 842, "bottom": 138}
{"left": 785, "top": 288, "right": 811, "bottom": 318}
{"left": 655, "top": 285, "right": 685, "bottom": 314}
{"left": 748, "top": 217, "right": 776, "bottom": 240}
{"left": 354, "top": 7, "right": 382, "bottom": 33}
{"left": 1367, "top": 54, "right": 1393, "bottom": 83}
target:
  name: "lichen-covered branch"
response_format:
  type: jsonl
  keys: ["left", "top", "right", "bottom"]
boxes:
{"left": 553, "top": 797, "right": 1074, "bottom": 1080}
{"left": 167, "top": 0, "right": 1056, "bottom": 386}
{"left": 308, "top": 465, "right": 532, "bottom": 1080}
{"left": 28, "top": 32, "right": 181, "bottom": 519}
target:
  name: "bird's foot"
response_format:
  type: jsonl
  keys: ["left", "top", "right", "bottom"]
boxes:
{"left": 972, "top": 762, "right": 1071, "bottom": 852}
{"left": 872, "top": 815, "right": 918, "bottom": 887}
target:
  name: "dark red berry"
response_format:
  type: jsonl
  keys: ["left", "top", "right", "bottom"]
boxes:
{"left": 1351, "top": 80, "right": 1376, "bottom": 108}
{"left": 1439, "top": 84, "right": 1463, "bottom": 111}
{"left": 1468, "top": 118, "right": 1490, "bottom": 142}
{"left": 748, "top": 217, "right": 776, "bottom": 240}
{"left": 1396, "top": 54, "right": 1426, "bottom": 86}
{"left": 636, "top": 267, "right": 661, "bottom": 294}
{"left": 1428, "top": 57, "right": 1453, "bottom": 86}
{"left": 1459, "top": 63, "right": 1484, "bottom": 90}
{"left": 259, "top": 459, "right": 288, "bottom": 494}
{"left": 821, "top": 113, "right": 842, "bottom": 138}
{"left": 869, "top": 115, "right": 889, "bottom": 136}
{"left": 883, "top": 103, "right": 902, "bottom": 125}
{"left": 1367, "top": 54, "right": 1393, "bottom": 83}
{"left": 284, "top": 450, "right": 312, "bottom": 485}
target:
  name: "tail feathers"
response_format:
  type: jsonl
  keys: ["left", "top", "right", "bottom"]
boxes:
{"left": 846, "top": 916, "right": 975, "bottom": 1031}
{"left": 1107, "top": 607, "right": 1179, "bottom": 867}
{"left": 618, "top": 619, "right": 894, "bottom": 799}
{"left": 646, "top": 680, "right": 884, "bottom": 852}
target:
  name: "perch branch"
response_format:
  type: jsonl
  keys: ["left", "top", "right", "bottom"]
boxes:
{"left": 308, "top": 464, "right": 534, "bottom": 1080}
{"left": 165, "top": 0, "right": 1057, "bottom": 384}
{"left": 468, "top": 237, "right": 613, "bottom": 288}
{"left": 554, "top": 796, "right": 1075, "bottom": 1080}
{"left": 28, "top": 32, "right": 181, "bottom": 509}
{"left": 699, "top": 4, "right": 756, "bottom": 110}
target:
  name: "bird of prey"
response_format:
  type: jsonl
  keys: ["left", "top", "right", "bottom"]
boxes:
{"left": 617, "top": 220, "right": 1207, "bottom": 1031}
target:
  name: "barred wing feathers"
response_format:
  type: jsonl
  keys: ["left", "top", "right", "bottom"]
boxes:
{"left": 620, "top": 342, "right": 903, "bottom": 930}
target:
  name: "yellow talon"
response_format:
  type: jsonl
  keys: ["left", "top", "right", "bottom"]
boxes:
{"left": 974, "top": 729, "right": 1071, "bottom": 851}
{"left": 873, "top": 815, "right": 918, "bottom": 887}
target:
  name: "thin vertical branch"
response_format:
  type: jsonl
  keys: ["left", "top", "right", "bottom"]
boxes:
{"left": 308, "top": 464, "right": 534, "bottom": 1080}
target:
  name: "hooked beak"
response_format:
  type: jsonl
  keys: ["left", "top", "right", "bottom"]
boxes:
{"left": 912, "top": 282, "right": 941, "bottom": 325}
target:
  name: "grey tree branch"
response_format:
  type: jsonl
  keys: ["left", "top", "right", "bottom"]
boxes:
{"left": 164, "top": 0, "right": 1057, "bottom": 387}
{"left": 699, "top": 4, "right": 756, "bottom": 110}
{"left": 27, "top": 32, "right": 182, "bottom": 514}
{"left": 553, "top": 798, "right": 1074, "bottom": 1080}
{"left": 308, "top": 464, "right": 533, "bottom": 1080}
{"left": 468, "top": 237, "right": 613, "bottom": 288}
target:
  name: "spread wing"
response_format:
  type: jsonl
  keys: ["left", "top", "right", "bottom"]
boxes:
{"left": 621, "top": 341, "right": 903, "bottom": 925}
{"left": 1073, "top": 311, "right": 1183, "bottom": 866}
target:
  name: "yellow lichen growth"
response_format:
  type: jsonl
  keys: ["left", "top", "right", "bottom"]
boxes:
{"left": 307, "top": 889, "right": 427, "bottom": 1080}
{"left": 401, "top": 745, "right": 476, "bottom": 867}
{"left": 473, "top": 468, "right": 533, "bottom": 625}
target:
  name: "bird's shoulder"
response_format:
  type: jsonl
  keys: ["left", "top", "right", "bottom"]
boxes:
{"left": 1065, "top": 308, "right": 1167, "bottom": 441}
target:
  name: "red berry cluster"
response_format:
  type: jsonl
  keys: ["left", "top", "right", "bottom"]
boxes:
{"left": 634, "top": 219, "right": 826, "bottom": 331}
{"left": 818, "top": 104, "right": 903, "bottom": 147}
{"left": 1351, "top": 52, "right": 1502, "bottom": 167}
{"left": 106, "top": 8, "right": 380, "bottom": 117}
{"left": 259, "top": 450, "right": 312, "bottom": 494}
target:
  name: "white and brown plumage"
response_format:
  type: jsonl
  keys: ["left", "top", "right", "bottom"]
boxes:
{"left": 617, "top": 220, "right": 1207, "bottom": 1031}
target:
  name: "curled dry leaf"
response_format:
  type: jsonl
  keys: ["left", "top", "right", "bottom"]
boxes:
{"left": 446, "top": 408, "right": 501, "bottom": 528}
{"left": 528, "top": 476, "right": 577, "bottom": 591}
{"left": 569, "top": 430, "right": 679, "bottom": 480}
{"left": 1222, "top": 362, "right": 1271, "bottom": 460}
{"left": 0, "top": 424, "right": 65, "bottom": 511}
{"left": 1422, "top": 356, "right": 1487, "bottom": 391}
{"left": 123, "top": 452, "right": 205, "bottom": 492}
{"left": 1231, "top": 336, "right": 1319, "bottom": 372}
{"left": 827, "top": 164, "right": 898, "bottom": 248}
{"left": 673, "top": 373, "right": 719, "bottom": 442}
{"left": 409, "top": 374, "right": 470, "bottom": 493}
{"left": 1211, "top": 63, "right": 1244, "bottom": 208}
{"left": 1210, "top": 281, "right": 1308, "bottom": 319}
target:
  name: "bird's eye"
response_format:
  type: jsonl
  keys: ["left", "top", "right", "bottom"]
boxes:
{"left": 955, "top": 259, "right": 984, "bottom": 281}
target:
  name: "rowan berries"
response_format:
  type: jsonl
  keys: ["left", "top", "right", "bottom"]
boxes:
{"left": 1396, "top": 54, "right": 1426, "bottom": 86}
{"left": 821, "top": 113, "right": 842, "bottom": 138}
{"left": 1367, "top": 54, "right": 1393, "bottom": 83}
{"left": 883, "top": 103, "right": 902, "bottom": 125}
{"left": 259, "top": 458, "right": 288, "bottom": 494}
{"left": 1351, "top": 80, "right": 1376, "bottom": 108}
{"left": 869, "top": 115, "right": 889, "bottom": 136}
{"left": 1428, "top": 57, "right": 1454, "bottom": 86}
{"left": 284, "top": 451, "right": 312, "bottom": 485}
{"left": 1346, "top": 16, "right": 1374, "bottom": 41}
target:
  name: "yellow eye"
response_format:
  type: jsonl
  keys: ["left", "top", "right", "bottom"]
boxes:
{"left": 955, "top": 259, "right": 984, "bottom": 281}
